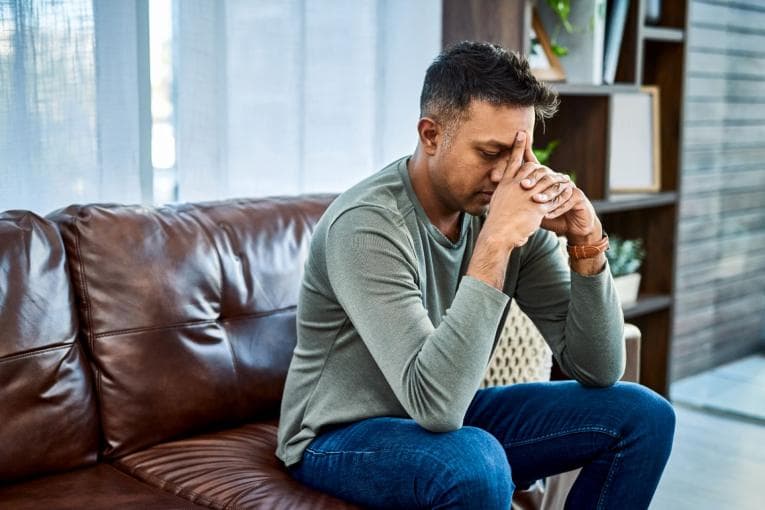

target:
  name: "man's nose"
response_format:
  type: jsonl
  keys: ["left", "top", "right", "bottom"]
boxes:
{"left": 489, "top": 163, "right": 506, "bottom": 183}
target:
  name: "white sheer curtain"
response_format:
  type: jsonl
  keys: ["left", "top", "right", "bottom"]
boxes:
{"left": 174, "top": 0, "right": 442, "bottom": 202}
{"left": 0, "top": 0, "right": 148, "bottom": 214}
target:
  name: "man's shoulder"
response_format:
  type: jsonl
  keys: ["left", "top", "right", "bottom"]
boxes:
{"left": 322, "top": 157, "right": 411, "bottom": 234}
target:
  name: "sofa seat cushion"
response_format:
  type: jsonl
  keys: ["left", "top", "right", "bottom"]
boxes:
{"left": 0, "top": 463, "right": 204, "bottom": 509}
{"left": 114, "top": 422, "right": 358, "bottom": 510}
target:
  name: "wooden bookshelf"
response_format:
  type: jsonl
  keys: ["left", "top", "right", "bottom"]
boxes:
{"left": 442, "top": 0, "right": 689, "bottom": 397}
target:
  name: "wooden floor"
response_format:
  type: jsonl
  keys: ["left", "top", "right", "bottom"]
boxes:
{"left": 650, "top": 404, "right": 765, "bottom": 510}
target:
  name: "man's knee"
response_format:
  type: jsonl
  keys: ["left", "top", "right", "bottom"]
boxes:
{"left": 614, "top": 382, "right": 676, "bottom": 455}
{"left": 432, "top": 426, "right": 514, "bottom": 509}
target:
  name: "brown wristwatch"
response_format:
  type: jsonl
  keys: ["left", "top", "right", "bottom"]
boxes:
{"left": 567, "top": 233, "right": 610, "bottom": 260}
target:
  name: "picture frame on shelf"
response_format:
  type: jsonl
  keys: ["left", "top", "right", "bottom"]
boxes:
{"left": 608, "top": 86, "right": 662, "bottom": 193}
{"left": 529, "top": 8, "right": 565, "bottom": 82}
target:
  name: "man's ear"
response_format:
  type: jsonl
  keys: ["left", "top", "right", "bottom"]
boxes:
{"left": 417, "top": 117, "right": 441, "bottom": 156}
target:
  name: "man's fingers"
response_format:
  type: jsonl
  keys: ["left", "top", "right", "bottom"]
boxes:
{"left": 532, "top": 182, "right": 573, "bottom": 204}
{"left": 526, "top": 173, "right": 571, "bottom": 193}
{"left": 514, "top": 162, "right": 540, "bottom": 184}
{"left": 508, "top": 131, "right": 528, "bottom": 179}
{"left": 521, "top": 168, "right": 570, "bottom": 188}
{"left": 524, "top": 133, "right": 539, "bottom": 164}
{"left": 545, "top": 189, "right": 579, "bottom": 218}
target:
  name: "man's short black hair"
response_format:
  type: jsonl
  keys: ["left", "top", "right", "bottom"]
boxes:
{"left": 420, "top": 41, "right": 559, "bottom": 128}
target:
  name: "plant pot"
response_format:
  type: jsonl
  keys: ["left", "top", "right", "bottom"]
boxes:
{"left": 613, "top": 273, "right": 641, "bottom": 306}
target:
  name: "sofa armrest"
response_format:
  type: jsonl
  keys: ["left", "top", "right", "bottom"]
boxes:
{"left": 550, "top": 322, "right": 642, "bottom": 383}
{"left": 621, "top": 323, "right": 641, "bottom": 383}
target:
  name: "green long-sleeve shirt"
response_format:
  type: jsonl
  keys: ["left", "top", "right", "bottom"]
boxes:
{"left": 276, "top": 156, "right": 625, "bottom": 467}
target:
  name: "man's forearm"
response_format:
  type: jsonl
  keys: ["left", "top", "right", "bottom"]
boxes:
{"left": 466, "top": 232, "right": 512, "bottom": 290}
{"left": 570, "top": 252, "right": 607, "bottom": 276}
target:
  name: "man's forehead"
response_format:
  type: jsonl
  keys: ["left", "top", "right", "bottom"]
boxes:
{"left": 459, "top": 101, "right": 535, "bottom": 143}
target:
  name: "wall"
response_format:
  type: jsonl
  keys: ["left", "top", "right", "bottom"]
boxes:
{"left": 673, "top": 0, "right": 765, "bottom": 379}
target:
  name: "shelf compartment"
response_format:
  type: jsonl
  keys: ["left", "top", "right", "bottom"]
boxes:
{"left": 623, "top": 294, "right": 672, "bottom": 319}
{"left": 534, "top": 95, "right": 609, "bottom": 200}
{"left": 602, "top": 205, "right": 676, "bottom": 297}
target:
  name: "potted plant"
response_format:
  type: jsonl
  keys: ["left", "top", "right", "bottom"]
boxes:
{"left": 606, "top": 236, "right": 646, "bottom": 306}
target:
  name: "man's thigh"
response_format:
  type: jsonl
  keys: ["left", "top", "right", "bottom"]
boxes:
{"left": 464, "top": 380, "right": 663, "bottom": 485}
{"left": 289, "top": 416, "right": 512, "bottom": 510}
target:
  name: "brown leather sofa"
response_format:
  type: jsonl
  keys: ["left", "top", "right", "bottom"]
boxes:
{"left": 0, "top": 195, "right": 639, "bottom": 509}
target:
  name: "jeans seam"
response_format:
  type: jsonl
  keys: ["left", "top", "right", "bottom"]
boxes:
{"left": 597, "top": 439, "right": 626, "bottom": 510}
{"left": 501, "top": 426, "right": 620, "bottom": 448}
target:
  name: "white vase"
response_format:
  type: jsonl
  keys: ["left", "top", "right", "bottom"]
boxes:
{"left": 613, "top": 273, "right": 641, "bottom": 306}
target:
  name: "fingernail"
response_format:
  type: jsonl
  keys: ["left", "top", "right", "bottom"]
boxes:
{"left": 537, "top": 194, "right": 547, "bottom": 200}
{"left": 517, "top": 131, "right": 526, "bottom": 142}
{"left": 522, "top": 178, "right": 533, "bottom": 186}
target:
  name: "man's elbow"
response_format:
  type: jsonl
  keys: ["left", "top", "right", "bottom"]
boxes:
{"left": 415, "top": 412, "right": 463, "bottom": 433}
{"left": 582, "top": 362, "right": 625, "bottom": 387}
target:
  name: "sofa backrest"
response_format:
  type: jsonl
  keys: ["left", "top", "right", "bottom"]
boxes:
{"left": 49, "top": 195, "right": 334, "bottom": 458}
{"left": 0, "top": 212, "right": 100, "bottom": 482}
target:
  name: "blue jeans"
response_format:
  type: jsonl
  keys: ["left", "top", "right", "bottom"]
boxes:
{"left": 288, "top": 381, "right": 675, "bottom": 509}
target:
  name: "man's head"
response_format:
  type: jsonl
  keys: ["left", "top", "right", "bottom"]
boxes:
{"left": 414, "top": 41, "right": 559, "bottom": 216}
{"left": 420, "top": 41, "right": 559, "bottom": 131}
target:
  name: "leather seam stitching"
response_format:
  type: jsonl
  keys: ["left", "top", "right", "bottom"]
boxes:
{"left": 93, "top": 306, "right": 297, "bottom": 339}
{"left": 72, "top": 216, "right": 103, "bottom": 417}
{"left": 0, "top": 342, "right": 73, "bottom": 363}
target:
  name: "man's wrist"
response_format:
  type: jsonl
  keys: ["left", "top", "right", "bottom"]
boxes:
{"left": 566, "top": 223, "right": 604, "bottom": 246}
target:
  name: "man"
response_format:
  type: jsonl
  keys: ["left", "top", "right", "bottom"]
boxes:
{"left": 277, "top": 42, "right": 674, "bottom": 509}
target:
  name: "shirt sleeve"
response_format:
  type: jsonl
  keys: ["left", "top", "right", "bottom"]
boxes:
{"left": 324, "top": 206, "right": 509, "bottom": 432}
{"left": 512, "top": 229, "right": 625, "bottom": 387}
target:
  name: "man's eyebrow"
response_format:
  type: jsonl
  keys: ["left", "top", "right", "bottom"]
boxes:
{"left": 475, "top": 139, "right": 513, "bottom": 150}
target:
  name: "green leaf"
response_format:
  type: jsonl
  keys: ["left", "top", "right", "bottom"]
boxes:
{"left": 551, "top": 43, "right": 568, "bottom": 57}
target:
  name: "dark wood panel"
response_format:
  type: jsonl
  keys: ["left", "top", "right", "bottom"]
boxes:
{"left": 657, "top": 0, "right": 688, "bottom": 28}
{"left": 615, "top": 0, "right": 641, "bottom": 83}
{"left": 644, "top": 41, "right": 685, "bottom": 191}
{"left": 632, "top": 309, "right": 671, "bottom": 395}
{"left": 442, "top": 0, "right": 526, "bottom": 51}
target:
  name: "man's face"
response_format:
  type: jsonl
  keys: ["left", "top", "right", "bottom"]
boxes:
{"left": 429, "top": 101, "right": 535, "bottom": 216}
